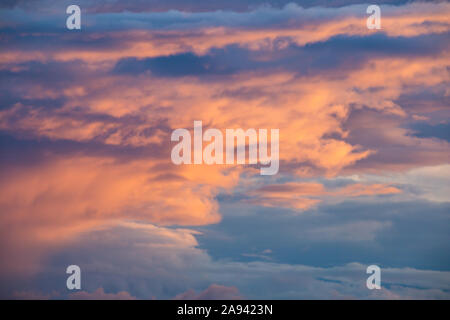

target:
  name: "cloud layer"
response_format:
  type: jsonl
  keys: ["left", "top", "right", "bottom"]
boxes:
{"left": 0, "top": 1, "right": 449, "bottom": 299}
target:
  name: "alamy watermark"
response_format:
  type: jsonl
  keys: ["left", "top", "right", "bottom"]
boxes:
{"left": 67, "top": 4, "right": 380, "bottom": 30}
{"left": 66, "top": 5, "right": 81, "bottom": 30}
{"left": 367, "top": 5, "right": 381, "bottom": 30}
{"left": 171, "top": 121, "right": 279, "bottom": 175}
{"left": 66, "top": 265, "right": 81, "bottom": 290}
{"left": 366, "top": 265, "right": 381, "bottom": 289}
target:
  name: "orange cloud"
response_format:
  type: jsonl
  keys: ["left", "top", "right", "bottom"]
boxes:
{"left": 1, "top": 2, "right": 449, "bottom": 64}
{"left": 0, "top": 155, "right": 240, "bottom": 275}
{"left": 3, "top": 54, "right": 448, "bottom": 174}
{"left": 0, "top": 1, "right": 448, "bottom": 281}
{"left": 247, "top": 182, "right": 401, "bottom": 211}
{"left": 336, "top": 183, "right": 402, "bottom": 197}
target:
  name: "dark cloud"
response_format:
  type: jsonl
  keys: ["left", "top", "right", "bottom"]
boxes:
{"left": 173, "top": 284, "right": 243, "bottom": 300}
{"left": 1, "top": 219, "right": 449, "bottom": 299}
{"left": 409, "top": 122, "right": 450, "bottom": 142}
{"left": 1, "top": 0, "right": 414, "bottom": 13}
{"left": 196, "top": 200, "right": 450, "bottom": 270}
{"left": 113, "top": 47, "right": 254, "bottom": 76}
{"left": 0, "top": 61, "right": 102, "bottom": 100}
{"left": 340, "top": 108, "right": 449, "bottom": 173}
{"left": 394, "top": 84, "right": 450, "bottom": 118}
{"left": 0, "top": 127, "right": 170, "bottom": 168}
{"left": 112, "top": 32, "right": 449, "bottom": 78}
{"left": 114, "top": 53, "right": 236, "bottom": 77}
{"left": 302, "top": 32, "right": 449, "bottom": 58}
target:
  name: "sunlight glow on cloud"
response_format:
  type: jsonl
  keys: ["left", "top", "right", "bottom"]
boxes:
{"left": 0, "top": 0, "right": 449, "bottom": 299}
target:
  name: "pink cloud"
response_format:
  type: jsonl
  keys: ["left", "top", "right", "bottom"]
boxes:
{"left": 69, "top": 288, "right": 136, "bottom": 300}
{"left": 173, "top": 284, "right": 243, "bottom": 300}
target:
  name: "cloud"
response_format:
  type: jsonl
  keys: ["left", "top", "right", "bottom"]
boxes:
{"left": 342, "top": 107, "right": 449, "bottom": 174}
{"left": 353, "top": 164, "right": 450, "bottom": 203}
{"left": 0, "top": 154, "right": 240, "bottom": 275}
{"left": 0, "top": 0, "right": 449, "bottom": 299}
{"left": 336, "top": 183, "right": 401, "bottom": 197}
{"left": 306, "top": 220, "right": 393, "bottom": 241}
{"left": 409, "top": 121, "right": 450, "bottom": 142}
{"left": 69, "top": 288, "right": 136, "bottom": 300}
{"left": 197, "top": 198, "right": 450, "bottom": 270}
{"left": 244, "top": 182, "right": 400, "bottom": 210}
{"left": 0, "top": 1, "right": 418, "bottom": 13}
{"left": 173, "top": 284, "right": 243, "bottom": 300}
{"left": 2, "top": 221, "right": 449, "bottom": 299}
{"left": 110, "top": 32, "right": 450, "bottom": 79}
{"left": 113, "top": 52, "right": 238, "bottom": 77}
{"left": 1, "top": 3, "right": 449, "bottom": 63}
{"left": 12, "top": 290, "right": 57, "bottom": 300}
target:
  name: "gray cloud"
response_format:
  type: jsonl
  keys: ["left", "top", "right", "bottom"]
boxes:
{"left": 2, "top": 220, "right": 449, "bottom": 299}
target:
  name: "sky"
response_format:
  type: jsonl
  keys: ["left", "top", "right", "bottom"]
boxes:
{"left": 0, "top": 0, "right": 449, "bottom": 299}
